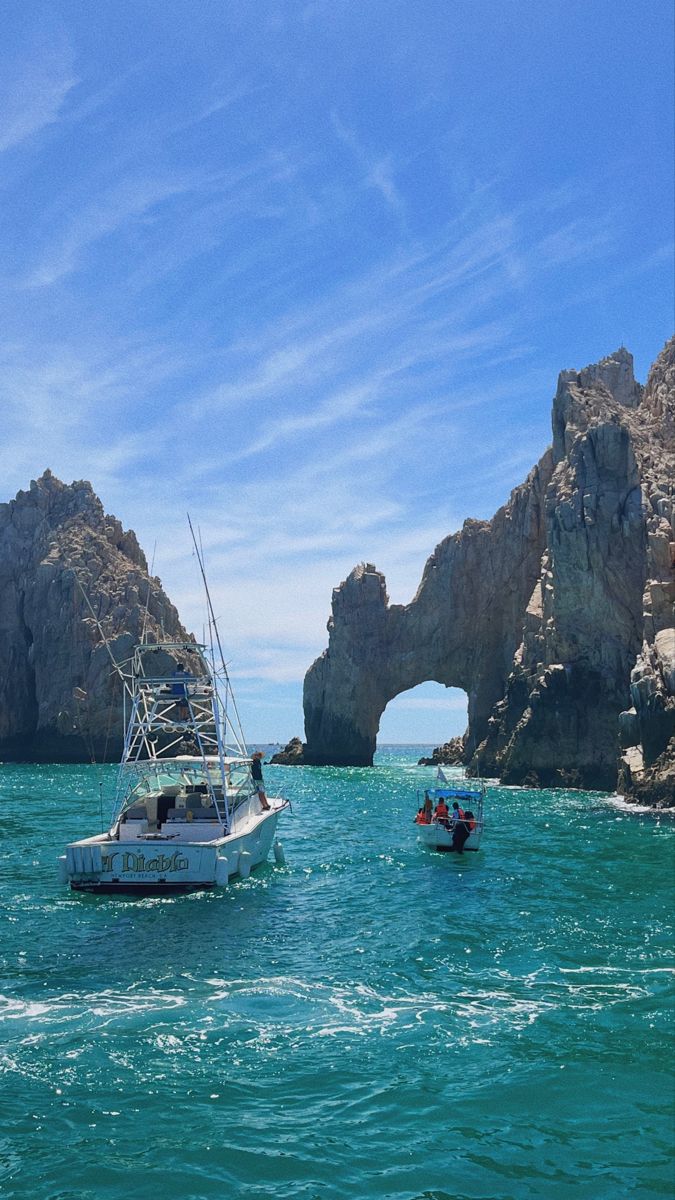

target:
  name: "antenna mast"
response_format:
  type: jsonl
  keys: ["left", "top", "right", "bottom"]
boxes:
{"left": 186, "top": 515, "right": 248, "bottom": 753}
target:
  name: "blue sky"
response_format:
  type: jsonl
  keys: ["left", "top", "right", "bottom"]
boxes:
{"left": 1, "top": 1, "right": 673, "bottom": 745}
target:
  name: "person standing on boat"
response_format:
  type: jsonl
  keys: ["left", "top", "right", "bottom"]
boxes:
{"left": 451, "top": 820, "right": 470, "bottom": 853}
{"left": 251, "top": 751, "right": 271, "bottom": 811}
{"left": 450, "top": 810, "right": 471, "bottom": 853}
{"left": 450, "top": 800, "right": 465, "bottom": 824}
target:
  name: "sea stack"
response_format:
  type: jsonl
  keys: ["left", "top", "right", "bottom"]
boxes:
{"left": 0, "top": 471, "right": 190, "bottom": 761}
{"left": 304, "top": 340, "right": 675, "bottom": 803}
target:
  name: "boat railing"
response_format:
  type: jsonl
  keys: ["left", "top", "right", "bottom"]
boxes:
{"left": 135, "top": 675, "right": 214, "bottom": 690}
{"left": 416, "top": 815, "right": 484, "bottom": 826}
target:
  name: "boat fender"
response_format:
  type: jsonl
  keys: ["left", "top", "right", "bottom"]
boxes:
{"left": 57, "top": 855, "right": 68, "bottom": 885}
{"left": 273, "top": 840, "right": 285, "bottom": 866}
{"left": 215, "top": 856, "right": 231, "bottom": 886}
{"left": 238, "top": 850, "right": 252, "bottom": 879}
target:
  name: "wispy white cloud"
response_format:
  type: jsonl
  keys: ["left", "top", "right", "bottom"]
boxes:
{"left": 23, "top": 173, "right": 205, "bottom": 287}
{"left": 366, "top": 155, "right": 405, "bottom": 215}
{"left": 0, "top": 333, "right": 189, "bottom": 498}
{"left": 331, "top": 110, "right": 406, "bottom": 216}
{"left": 0, "top": 36, "right": 77, "bottom": 153}
{"left": 169, "top": 82, "right": 269, "bottom": 135}
{"left": 230, "top": 381, "right": 378, "bottom": 459}
{"left": 186, "top": 218, "right": 528, "bottom": 468}
{"left": 533, "top": 216, "right": 615, "bottom": 269}
{"left": 192, "top": 306, "right": 394, "bottom": 416}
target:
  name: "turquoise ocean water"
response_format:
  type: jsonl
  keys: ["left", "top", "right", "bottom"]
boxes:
{"left": 0, "top": 747, "right": 673, "bottom": 1199}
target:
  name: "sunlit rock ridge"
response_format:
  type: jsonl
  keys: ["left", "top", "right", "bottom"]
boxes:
{"left": 0, "top": 471, "right": 189, "bottom": 761}
{"left": 304, "top": 340, "right": 675, "bottom": 802}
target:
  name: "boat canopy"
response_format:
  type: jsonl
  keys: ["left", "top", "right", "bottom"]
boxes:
{"left": 124, "top": 755, "right": 250, "bottom": 769}
{"left": 427, "top": 787, "right": 483, "bottom": 801}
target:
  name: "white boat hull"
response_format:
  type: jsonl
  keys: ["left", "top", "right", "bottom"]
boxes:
{"left": 417, "top": 821, "right": 483, "bottom": 852}
{"left": 60, "top": 801, "right": 286, "bottom": 893}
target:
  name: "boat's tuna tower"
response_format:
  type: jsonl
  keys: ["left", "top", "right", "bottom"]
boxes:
{"left": 113, "top": 640, "right": 250, "bottom": 832}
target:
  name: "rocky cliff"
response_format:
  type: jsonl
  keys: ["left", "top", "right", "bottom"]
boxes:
{"left": 304, "top": 342, "right": 675, "bottom": 802}
{"left": 0, "top": 471, "right": 190, "bottom": 761}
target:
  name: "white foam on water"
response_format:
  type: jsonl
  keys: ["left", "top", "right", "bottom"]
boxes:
{"left": 605, "top": 792, "right": 675, "bottom": 815}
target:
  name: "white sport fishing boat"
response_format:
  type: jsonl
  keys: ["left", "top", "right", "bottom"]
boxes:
{"left": 415, "top": 770, "right": 485, "bottom": 853}
{"left": 60, "top": 521, "right": 289, "bottom": 894}
{"left": 59, "top": 640, "right": 289, "bottom": 893}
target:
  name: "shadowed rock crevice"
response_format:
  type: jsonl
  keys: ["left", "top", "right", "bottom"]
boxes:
{"left": 304, "top": 342, "right": 675, "bottom": 802}
{"left": 16, "top": 589, "right": 38, "bottom": 742}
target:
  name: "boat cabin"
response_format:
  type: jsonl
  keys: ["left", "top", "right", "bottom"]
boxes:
{"left": 116, "top": 756, "right": 253, "bottom": 843}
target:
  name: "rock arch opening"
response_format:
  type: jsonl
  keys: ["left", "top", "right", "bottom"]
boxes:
{"left": 377, "top": 681, "right": 468, "bottom": 752}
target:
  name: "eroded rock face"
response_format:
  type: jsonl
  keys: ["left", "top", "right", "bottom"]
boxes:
{"left": 615, "top": 341, "right": 675, "bottom": 803}
{"left": 304, "top": 342, "right": 675, "bottom": 801}
{"left": 0, "top": 471, "right": 190, "bottom": 761}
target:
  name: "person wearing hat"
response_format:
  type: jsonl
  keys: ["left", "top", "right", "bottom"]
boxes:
{"left": 251, "top": 751, "right": 270, "bottom": 810}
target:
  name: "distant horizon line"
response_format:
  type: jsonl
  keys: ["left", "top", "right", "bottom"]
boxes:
{"left": 250, "top": 742, "right": 440, "bottom": 748}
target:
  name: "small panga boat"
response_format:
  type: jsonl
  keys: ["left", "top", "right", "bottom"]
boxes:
{"left": 415, "top": 770, "right": 485, "bottom": 853}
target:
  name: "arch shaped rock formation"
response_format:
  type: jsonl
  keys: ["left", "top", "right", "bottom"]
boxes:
{"left": 304, "top": 454, "right": 553, "bottom": 766}
{"left": 304, "top": 341, "right": 675, "bottom": 797}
